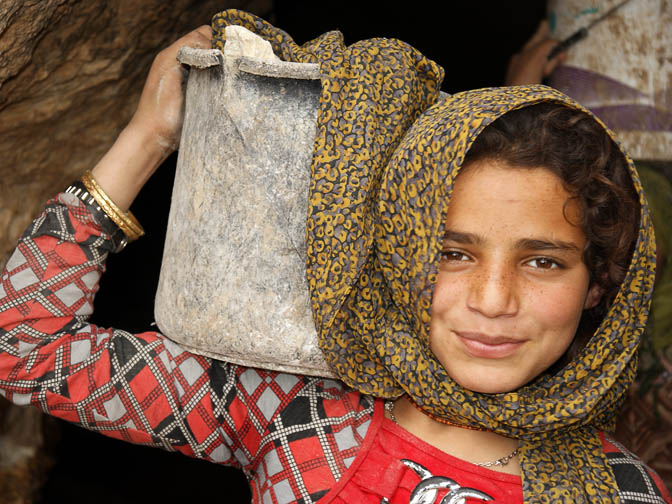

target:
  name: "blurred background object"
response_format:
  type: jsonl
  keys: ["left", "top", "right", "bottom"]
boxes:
{"left": 547, "top": 0, "right": 671, "bottom": 163}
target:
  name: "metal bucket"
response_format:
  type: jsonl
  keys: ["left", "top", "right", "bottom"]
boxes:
{"left": 154, "top": 46, "right": 335, "bottom": 377}
{"left": 547, "top": 0, "right": 671, "bottom": 161}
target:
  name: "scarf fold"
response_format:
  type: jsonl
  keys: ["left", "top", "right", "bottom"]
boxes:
{"left": 211, "top": 10, "right": 656, "bottom": 503}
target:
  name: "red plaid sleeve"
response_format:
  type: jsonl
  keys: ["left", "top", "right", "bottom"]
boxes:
{"left": 602, "top": 433, "right": 672, "bottom": 504}
{"left": 0, "top": 195, "right": 378, "bottom": 504}
{"left": 0, "top": 194, "right": 237, "bottom": 464}
{"left": 209, "top": 364, "right": 377, "bottom": 503}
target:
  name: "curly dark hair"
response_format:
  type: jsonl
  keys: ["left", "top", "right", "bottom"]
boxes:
{"left": 463, "top": 102, "right": 640, "bottom": 350}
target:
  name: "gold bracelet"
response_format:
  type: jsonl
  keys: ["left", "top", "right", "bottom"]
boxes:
{"left": 80, "top": 170, "right": 145, "bottom": 241}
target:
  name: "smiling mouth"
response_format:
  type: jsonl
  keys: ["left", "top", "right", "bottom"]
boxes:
{"left": 454, "top": 331, "right": 525, "bottom": 359}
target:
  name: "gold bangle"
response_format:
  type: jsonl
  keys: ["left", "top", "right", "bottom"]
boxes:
{"left": 80, "top": 170, "right": 145, "bottom": 241}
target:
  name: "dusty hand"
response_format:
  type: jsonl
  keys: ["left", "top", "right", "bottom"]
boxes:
{"left": 128, "top": 25, "right": 212, "bottom": 154}
{"left": 91, "top": 26, "right": 212, "bottom": 212}
{"left": 505, "top": 20, "right": 566, "bottom": 86}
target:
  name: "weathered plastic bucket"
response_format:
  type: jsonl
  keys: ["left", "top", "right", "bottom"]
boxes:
{"left": 154, "top": 46, "right": 336, "bottom": 377}
{"left": 547, "top": 0, "right": 671, "bottom": 161}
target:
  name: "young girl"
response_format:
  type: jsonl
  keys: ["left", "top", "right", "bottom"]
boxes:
{"left": 0, "top": 10, "right": 669, "bottom": 504}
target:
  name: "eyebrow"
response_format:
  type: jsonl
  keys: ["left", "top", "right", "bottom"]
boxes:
{"left": 443, "top": 230, "right": 483, "bottom": 245}
{"left": 443, "top": 229, "right": 582, "bottom": 253}
{"left": 516, "top": 238, "right": 581, "bottom": 253}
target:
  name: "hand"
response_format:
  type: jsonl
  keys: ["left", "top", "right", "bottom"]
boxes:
{"left": 129, "top": 25, "right": 212, "bottom": 153}
{"left": 505, "top": 20, "right": 566, "bottom": 86}
{"left": 91, "top": 26, "right": 212, "bottom": 212}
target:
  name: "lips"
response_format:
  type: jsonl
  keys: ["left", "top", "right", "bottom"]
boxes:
{"left": 454, "top": 331, "right": 525, "bottom": 359}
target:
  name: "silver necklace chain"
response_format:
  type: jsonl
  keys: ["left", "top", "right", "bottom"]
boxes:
{"left": 384, "top": 400, "right": 519, "bottom": 468}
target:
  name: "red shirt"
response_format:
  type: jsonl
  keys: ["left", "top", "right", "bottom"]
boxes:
{"left": 327, "top": 414, "right": 523, "bottom": 503}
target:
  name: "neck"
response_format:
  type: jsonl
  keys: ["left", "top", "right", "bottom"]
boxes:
{"left": 388, "top": 396, "right": 521, "bottom": 476}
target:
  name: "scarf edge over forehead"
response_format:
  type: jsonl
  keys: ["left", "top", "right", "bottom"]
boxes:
{"left": 211, "top": 10, "right": 656, "bottom": 503}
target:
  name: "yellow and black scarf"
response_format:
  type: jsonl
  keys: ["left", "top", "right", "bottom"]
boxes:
{"left": 212, "top": 10, "right": 656, "bottom": 503}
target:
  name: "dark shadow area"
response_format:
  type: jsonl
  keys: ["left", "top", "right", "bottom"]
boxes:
{"left": 41, "top": 418, "right": 249, "bottom": 503}
{"left": 274, "top": 0, "right": 547, "bottom": 93}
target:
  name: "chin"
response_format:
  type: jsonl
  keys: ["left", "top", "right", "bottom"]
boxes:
{"left": 451, "top": 374, "right": 527, "bottom": 395}
{"left": 464, "top": 384, "right": 515, "bottom": 395}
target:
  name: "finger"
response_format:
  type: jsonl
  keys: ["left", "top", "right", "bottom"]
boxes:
{"left": 168, "top": 26, "right": 212, "bottom": 52}
{"left": 544, "top": 51, "right": 567, "bottom": 76}
{"left": 182, "top": 25, "right": 213, "bottom": 49}
{"left": 522, "top": 20, "right": 551, "bottom": 50}
{"left": 195, "top": 24, "right": 213, "bottom": 40}
{"left": 535, "top": 39, "right": 560, "bottom": 61}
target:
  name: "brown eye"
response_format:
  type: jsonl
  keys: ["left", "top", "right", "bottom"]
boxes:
{"left": 527, "top": 257, "right": 560, "bottom": 270}
{"left": 442, "top": 250, "right": 469, "bottom": 262}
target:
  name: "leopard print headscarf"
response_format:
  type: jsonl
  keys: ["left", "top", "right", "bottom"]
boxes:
{"left": 212, "top": 10, "right": 656, "bottom": 503}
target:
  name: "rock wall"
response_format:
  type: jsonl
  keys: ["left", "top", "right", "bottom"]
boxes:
{"left": 0, "top": 0, "right": 272, "bottom": 267}
{"left": 0, "top": 1, "right": 272, "bottom": 502}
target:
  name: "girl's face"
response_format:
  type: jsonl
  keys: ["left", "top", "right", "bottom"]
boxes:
{"left": 430, "top": 160, "right": 602, "bottom": 394}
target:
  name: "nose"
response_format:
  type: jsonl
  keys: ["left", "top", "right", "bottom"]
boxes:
{"left": 466, "top": 264, "right": 519, "bottom": 318}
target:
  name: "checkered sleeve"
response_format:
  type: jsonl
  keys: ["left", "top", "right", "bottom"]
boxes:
{"left": 208, "top": 363, "right": 377, "bottom": 503}
{"left": 602, "top": 433, "right": 672, "bottom": 504}
{"left": 0, "top": 195, "right": 380, "bottom": 504}
{"left": 0, "top": 194, "right": 237, "bottom": 464}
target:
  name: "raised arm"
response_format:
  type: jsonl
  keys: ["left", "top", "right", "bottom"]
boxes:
{"left": 0, "top": 27, "right": 240, "bottom": 462}
{"left": 91, "top": 25, "right": 211, "bottom": 211}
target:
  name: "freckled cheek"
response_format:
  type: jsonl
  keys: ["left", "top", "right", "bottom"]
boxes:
{"left": 430, "top": 274, "right": 464, "bottom": 315}
{"left": 523, "top": 283, "right": 588, "bottom": 330}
